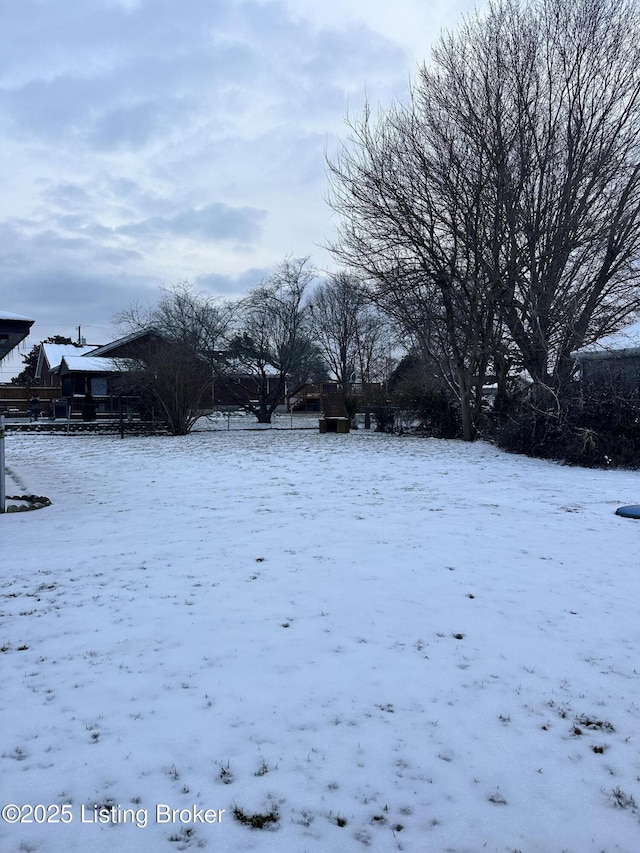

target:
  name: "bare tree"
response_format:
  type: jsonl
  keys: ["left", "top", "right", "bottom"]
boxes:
{"left": 327, "top": 97, "right": 502, "bottom": 440}
{"left": 309, "top": 271, "right": 362, "bottom": 386}
{"left": 310, "top": 271, "right": 390, "bottom": 390}
{"left": 115, "top": 283, "right": 233, "bottom": 435}
{"left": 122, "top": 336, "right": 213, "bottom": 436}
{"left": 150, "top": 282, "right": 235, "bottom": 363}
{"left": 327, "top": 0, "right": 640, "bottom": 439}
{"left": 426, "top": 0, "right": 640, "bottom": 392}
{"left": 223, "top": 257, "right": 314, "bottom": 423}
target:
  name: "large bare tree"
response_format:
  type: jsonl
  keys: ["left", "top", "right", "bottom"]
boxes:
{"left": 427, "top": 0, "right": 640, "bottom": 390}
{"left": 327, "top": 96, "right": 502, "bottom": 440}
{"left": 327, "top": 0, "right": 640, "bottom": 438}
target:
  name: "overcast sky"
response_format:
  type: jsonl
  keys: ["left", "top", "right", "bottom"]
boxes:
{"left": 0, "top": 0, "right": 475, "bottom": 377}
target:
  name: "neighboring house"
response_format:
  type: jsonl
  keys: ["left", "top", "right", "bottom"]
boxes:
{"left": 56, "top": 355, "right": 136, "bottom": 418}
{"left": 36, "top": 343, "right": 98, "bottom": 385}
{"left": 32, "top": 331, "right": 157, "bottom": 418}
{"left": 1, "top": 339, "right": 101, "bottom": 417}
{"left": 13, "top": 325, "right": 315, "bottom": 419}
{"left": 571, "top": 321, "right": 640, "bottom": 396}
{"left": 61, "top": 328, "right": 298, "bottom": 412}
{"left": 0, "top": 311, "right": 34, "bottom": 362}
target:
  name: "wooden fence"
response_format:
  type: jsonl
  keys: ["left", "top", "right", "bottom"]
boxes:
{"left": 0, "top": 385, "right": 59, "bottom": 415}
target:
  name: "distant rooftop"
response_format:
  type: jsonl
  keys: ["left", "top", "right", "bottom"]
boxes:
{"left": 572, "top": 321, "right": 640, "bottom": 362}
{"left": 36, "top": 343, "right": 99, "bottom": 380}
{"left": 59, "top": 355, "right": 135, "bottom": 373}
{"left": 90, "top": 328, "right": 157, "bottom": 357}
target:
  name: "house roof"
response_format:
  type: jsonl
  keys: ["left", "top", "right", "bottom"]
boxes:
{"left": 0, "top": 311, "right": 34, "bottom": 361}
{"left": 0, "top": 311, "right": 34, "bottom": 322}
{"left": 59, "top": 355, "right": 135, "bottom": 374}
{"left": 90, "top": 328, "right": 158, "bottom": 357}
{"left": 37, "top": 343, "right": 98, "bottom": 378}
{"left": 571, "top": 321, "right": 640, "bottom": 362}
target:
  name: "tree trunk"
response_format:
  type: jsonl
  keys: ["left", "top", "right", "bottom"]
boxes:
{"left": 455, "top": 362, "right": 476, "bottom": 442}
{"left": 256, "top": 400, "right": 272, "bottom": 423}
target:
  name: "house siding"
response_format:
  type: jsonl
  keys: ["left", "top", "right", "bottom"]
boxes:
{"left": 581, "top": 355, "right": 640, "bottom": 396}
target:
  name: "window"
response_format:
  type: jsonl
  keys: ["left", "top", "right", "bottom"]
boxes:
{"left": 91, "top": 377, "right": 108, "bottom": 396}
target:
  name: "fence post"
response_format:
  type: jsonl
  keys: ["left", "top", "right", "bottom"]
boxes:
{"left": 0, "top": 414, "right": 6, "bottom": 514}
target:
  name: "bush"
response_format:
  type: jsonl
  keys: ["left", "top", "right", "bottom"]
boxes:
{"left": 366, "top": 404, "right": 395, "bottom": 433}
{"left": 413, "top": 387, "right": 461, "bottom": 438}
{"left": 489, "top": 383, "right": 640, "bottom": 468}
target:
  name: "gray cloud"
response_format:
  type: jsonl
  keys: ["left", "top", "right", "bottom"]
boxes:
{"left": 0, "top": 257, "right": 158, "bottom": 355}
{"left": 195, "top": 267, "right": 271, "bottom": 297}
{"left": 0, "top": 0, "right": 473, "bottom": 373}
{"left": 0, "top": 220, "right": 144, "bottom": 288}
{"left": 1, "top": 0, "right": 407, "bottom": 142}
{"left": 41, "top": 182, "right": 92, "bottom": 209}
{"left": 118, "top": 202, "right": 267, "bottom": 243}
{"left": 90, "top": 98, "right": 187, "bottom": 150}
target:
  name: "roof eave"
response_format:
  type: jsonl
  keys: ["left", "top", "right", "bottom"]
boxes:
{"left": 572, "top": 346, "right": 640, "bottom": 362}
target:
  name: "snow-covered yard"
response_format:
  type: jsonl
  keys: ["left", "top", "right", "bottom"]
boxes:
{"left": 1, "top": 426, "right": 640, "bottom": 852}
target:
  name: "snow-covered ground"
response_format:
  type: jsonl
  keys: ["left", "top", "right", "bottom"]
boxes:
{"left": 1, "top": 425, "right": 640, "bottom": 852}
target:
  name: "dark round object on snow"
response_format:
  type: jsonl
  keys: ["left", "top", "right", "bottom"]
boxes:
{"left": 615, "top": 505, "right": 640, "bottom": 519}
